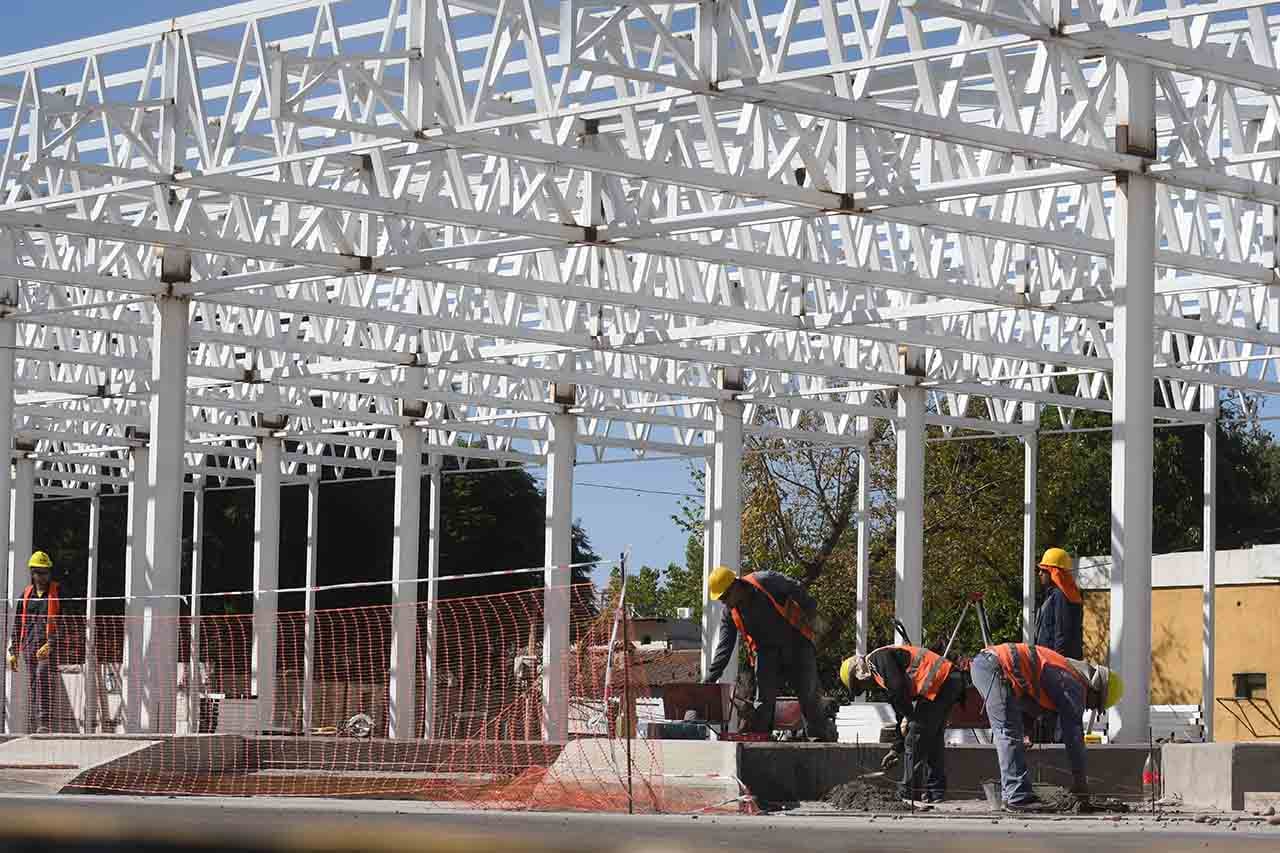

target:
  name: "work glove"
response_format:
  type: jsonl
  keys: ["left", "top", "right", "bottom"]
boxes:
{"left": 6, "top": 654, "right": 15, "bottom": 673}
{"left": 880, "top": 749, "right": 900, "bottom": 771}
{"left": 809, "top": 612, "right": 829, "bottom": 636}
{"left": 899, "top": 717, "right": 910, "bottom": 737}
{"left": 35, "top": 643, "right": 49, "bottom": 661}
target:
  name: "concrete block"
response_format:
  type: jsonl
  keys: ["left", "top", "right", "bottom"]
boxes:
{"left": 536, "top": 739, "right": 741, "bottom": 812}
{"left": 1243, "top": 792, "right": 1280, "bottom": 813}
{"left": 1163, "top": 742, "right": 1280, "bottom": 811}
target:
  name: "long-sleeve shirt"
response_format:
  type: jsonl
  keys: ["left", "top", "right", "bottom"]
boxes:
{"left": 1035, "top": 586, "right": 1083, "bottom": 659}
{"left": 9, "top": 584, "right": 58, "bottom": 656}
{"left": 705, "top": 571, "right": 816, "bottom": 681}
{"left": 866, "top": 646, "right": 916, "bottom": 720}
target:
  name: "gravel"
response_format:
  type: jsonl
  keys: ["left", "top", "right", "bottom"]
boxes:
{"left": 823, "top": 779, "right": 910, "bottom": 813}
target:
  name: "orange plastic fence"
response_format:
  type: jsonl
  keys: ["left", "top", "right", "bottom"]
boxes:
{"left": 0, "top": 585, "right": 734, "bottom": 813}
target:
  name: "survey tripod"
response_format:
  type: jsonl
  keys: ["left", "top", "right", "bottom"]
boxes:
{"left": 893, "top": 591, "right": 993, "bottom": 654}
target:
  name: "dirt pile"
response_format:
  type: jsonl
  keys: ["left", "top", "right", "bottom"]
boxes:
{"left": 824, "top": 779, "right": 909, "bottom": 812}
{"left": 1030, "top": 784, "right": 1130, "bottom": 815}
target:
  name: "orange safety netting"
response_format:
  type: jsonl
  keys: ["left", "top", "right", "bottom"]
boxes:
{"left": 0, "top": 585, "right": 742, "bottom": 813}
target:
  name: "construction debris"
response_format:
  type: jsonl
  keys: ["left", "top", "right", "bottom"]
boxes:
{"left": 1029, "top": 784, "right": 1129, "bottom": 815}
{"left": 823, "top": 779, "right": 910, "bottom": 812}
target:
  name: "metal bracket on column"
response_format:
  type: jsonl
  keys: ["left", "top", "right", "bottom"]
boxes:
{"left": 896, "top": 344, "right": 926, "bottom": 379}
{"left": 124, "top": 426, "right": 151, "bottom": 445}
{"left": 158, "top": 246, "right": 192, "bottom": 286}
{"left": 551, "top": 381, "right": 576, "bottom": 408}
{"left": 716, "top": 366, "right": 745, "bottom": 393}
{"left": 255, "top": 413, "right": 289, "bottom": 433}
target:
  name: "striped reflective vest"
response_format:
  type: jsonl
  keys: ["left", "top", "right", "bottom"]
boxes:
{"left": 870, "top": 645, "right": 953, "bottom": 701}
{"left": 991, "top": 642, "right": 1086, "bottom": 712}
{"left": 729, "top": 573, "right": 817, "bottom": 667}
{"left": 18, "top": 581, "right": 60, "bottom": 646}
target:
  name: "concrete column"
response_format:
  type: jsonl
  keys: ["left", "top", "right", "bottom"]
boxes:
{"left": 301, "top": 469, "right": 319, "bottom": 735}
{"left": 1022, "top": 403, "right": 1040, "bottom": 645}
{"left": 0, "top": 249, "right": 16, "bottom": 726}
{"left": 84, "top": 488, "right": 101, "bottom": 732}
{"left": 542, "top": 387, "right": 575, "bottom": 742}
{"left": 253, "top": 432, "right": 283, "bottom": 729}
{"left": 894, "top": 385, "right": 926, "bottom": 646}
{"left": 709, "top": 386, "right": 744, "bottom": 686}
{"left": 1202, "top": 386, "right": 1217, "bottom": 742}
{"left": 699, "top": 458, "right": 717, "bottom": 677}
{"left": 1109, "top": 60, "right": 1156, "bottom": 743}
{"left": 122, "top": 442, "right": 150, "bottom": 731}
{"left": 142, "top": 293, "right": 189, "bottom": 733}
{"left": 4, "top": 451, "right": 32, "bottom": 732}
{"left": 855, "top": 418, "right": 871, "bottom": 656}
{"left": 186, "top": 479, "right": 204, "bottom": 733}
{"left": 389, "top": 426, "right": 423, "bottom": 739}
{"left": 422, "top": 456, "right": 442, "bottom": 740}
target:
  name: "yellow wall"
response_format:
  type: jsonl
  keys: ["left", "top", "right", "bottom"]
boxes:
{"left": 1083, "top": 585, "right": 1280, "bottom": 741}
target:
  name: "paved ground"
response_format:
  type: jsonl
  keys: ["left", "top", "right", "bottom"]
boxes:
{"left": 0, "top": 794, "right": 1275, "bottom": 852}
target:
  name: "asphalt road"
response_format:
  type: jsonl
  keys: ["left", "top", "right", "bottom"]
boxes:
{"left": 0, "top": 794, "right": 1273, "bottom": 852}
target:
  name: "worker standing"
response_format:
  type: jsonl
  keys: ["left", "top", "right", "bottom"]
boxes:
{"left": 969, "top": 642, "right": 1123, "bottom": 811}
{"left": 702, "top": 566, "right": 835, "bottom": 741}
{"left": 1033, "top": 548, "right": 1084, "bottom": 743}
{"left": 839, "top": 645, "right": 966, "bottom": 803}
{"left": 7, "top": 551, "right": 61, "bottom": 733}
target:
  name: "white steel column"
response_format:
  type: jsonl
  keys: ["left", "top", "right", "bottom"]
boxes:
{"left": 187, "top": 479, "right": 204, "bottom": 733}
{"left": 895, "top": 384, "right": 926, "bottom": 646}
{"left": 1022, "top": 403, "right": 1040, "bottom": 644}
{"left": 542, "top": 385, "right": 576, "bottom": 743}
{"left": 301, "top": 468, "right": 319, "bottom": 735}
{"left": 1202, "top": 386, "right": 1217, "bottom": 742}
{"left": 4, "top": 451, "right": 32, "bottom": 732}
{"left": 253, "top": 432, "right": 283, "bottom": 729}
{"left": 699, "top": 457, "right": 717, "bottom": 677}
{"left": 422, "top": 456, "right": 442, "bottom": 740}
{"left": 142, "top": 293, "right": 189, "bottom": 733}
{"left": 855, "top": 417, "right": 871, "bottom": 656}
{"left": 84, "top": 488, "right": 102, "bottom": 732}
{"left": 389, "top": 426, "right": 423, "bottom": 739}
{"left": 709, "top": 380, "right": 744, "bottom": 686}
{"left": 1109, "top": 60, "right": 1157, "bottom": 743}
{"left": 122, "top": 442, "right": 150, "bottom": 731}
{"left": 0, "top": 241, "right": 16, "bottom": 726}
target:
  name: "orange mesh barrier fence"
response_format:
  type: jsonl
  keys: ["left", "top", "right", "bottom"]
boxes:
{"left": 0, "top": 585, "right": 743, "bottom": 813}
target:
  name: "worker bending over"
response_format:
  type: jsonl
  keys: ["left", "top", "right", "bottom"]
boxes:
{"left": 839, "top": 645, "right": 965, "bottom": 802}
{"left": 970, "top": 642, "right": 1122, "bottom": 811}
{"left": 7, "top": 551, "right": 61, "bottom": 733}
{"left": 703, "top": 566, "right": 835, "bottom": 741}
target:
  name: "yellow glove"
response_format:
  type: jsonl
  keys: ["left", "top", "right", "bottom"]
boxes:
{"left": 35, "top": 643, "right": 49, "bottom": 661}
{"left": 6, "top": 654, "right": 16, "bottom": 672}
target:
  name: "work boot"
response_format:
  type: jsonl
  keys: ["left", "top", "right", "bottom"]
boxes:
{"left": 922, "top": 791, "right": 945, "bottom": 804}
{"left": 1003, "top": 797, "right": 1050, "bottom": 814}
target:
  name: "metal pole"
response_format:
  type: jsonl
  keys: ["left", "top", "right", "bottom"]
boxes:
{"left": 699, "top": 457, "right": 717, "bottom": 678}
{"left": 389, "top": 425, "right": 423, "bottom": 739}
{"left": 1109, "top": 60, "right": 1156, "bottom": 743}
{"left": 123, "top": 444, "right": 150, "bottom": 732}
{"left": 5, "top": 453, "right": 32, "bottom": 733}
{"left": 1022, "top": 402, "right": 1039, "bottom": 645}
{"left": 302, "top": 468, "right": 319, "bottom": 735}
{"left": 422, "top": 455, "right": 441, "bottom": 740}
{"left": 895, "top": 382, "right": 925, "bottom": 646}
{"left": 709, "top": 376, "right": 743, "bottom": 686}
{"left": 84, "top": 488, "right": 101, "bottom": 733}
{"left": 187, "top": 478, "right": 204, "bottom": 734}
{"left": 542, "top": 390, "right": 575, "bottom": 743}
{"left": 144, "top": 293, "right": 190, "bottom": 733}
{"left": 253, "top": 433, "right": 282, "bottom": 731}
{"left": 0, "top": 239, "right": 17, "bottom": 729}
{"left": 1202, "top": 385, "right": 1217, "bottom": 742}
{"left": 622, "top": 551, "right": 634, "bottom": 815}
{"left": 855, "top": 417, "right": 871, "bottom": 656}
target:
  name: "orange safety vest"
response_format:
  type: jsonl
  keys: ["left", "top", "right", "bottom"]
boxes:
{"left": 19, "top": 581, "right": 60, "bottom": 645}
{"left": 729, "top": 574, "right": 817, "bottom": 667}
{"left": 991, "top": 642, "right": 1086, "bottom": 712}
{"left": 869, "top": 645, "right": 953, "bottom": 702}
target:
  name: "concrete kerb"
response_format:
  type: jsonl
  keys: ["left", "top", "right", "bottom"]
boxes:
{"left": 1162, "top": 742, "right": 1280, "bottom": 811}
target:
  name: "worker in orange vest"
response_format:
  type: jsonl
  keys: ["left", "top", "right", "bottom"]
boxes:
{"left": 970, "top": 642, "right": 1124, "bottom": 812}
{"left": 7, "top": 551, "right": 61, "bottom": 733}
{"left": 839, "top": 645, "right": 966, "bottom": 803}
{"left": 702, "top": 566, "right": 834, "bottom": 741}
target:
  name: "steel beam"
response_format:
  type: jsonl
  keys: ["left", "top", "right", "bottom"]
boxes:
{"left": 422, "top": 455, "right": 442, "bottom": 740}
{"left": 1109, "top": 61, "right": 1157, "bottom": 744}
{"left": 187, "top": 479, "right": 204, "bottom": 734}
{"left": 3, "top": 452, "right": 32, "bottom": 732}
{"left": 895, "top": 378, "right": 926, "bottom": 645}
{"left": 708, "top": 373, "right": 744, "bottom": 687}
{"left": 301, "top": 468, "right": 319, "bottom": 736}
{"left": 855, "top": 416, "right": 871, "bottom": 657}
{"left": 0, "top": 234, "right": 16, "bottom": 727}
{"left": 541, "top": 397, "right": 575, "bottom": 743}
{"left": 84, "top": 488, "right": 101, "bottom": 732}
{"left": 388, "top": 425, "right": 422, "bottom": 740}
{"left": 1022, "top": 402, "right": 1039, "bottom": 645}
{"left": 252, "top": 432, "right": 282, "bottom": 729}
{"left": 699, "top": 457, "right": 717, "bottom": 678}
{"left": 1202, "top": 385, "right": 1218, "bottom": 742}
{"left": 122, "top": 443, "right": 150, "bottom": 732}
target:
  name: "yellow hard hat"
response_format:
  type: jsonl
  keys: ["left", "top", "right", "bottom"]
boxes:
{"left": 27, "top": 551, "right": 52, "bottom": 570}
{"left": 839, "top": 657, "right": 856, "bottom": 689}
{"left": 1039, "top": 547, "right": 1072, "bottom": 571}
{"left": 1104, "top": 670, "right": 1125, "bottom": 709}
{"left": 708, "top": 566, "right": 737, "bottom": 601}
